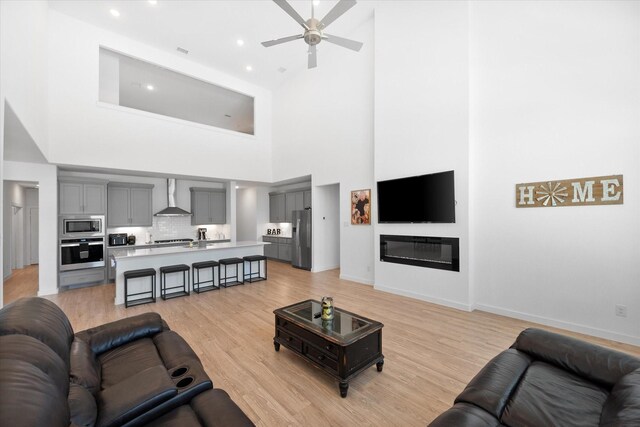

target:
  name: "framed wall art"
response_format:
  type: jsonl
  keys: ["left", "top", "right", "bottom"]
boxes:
{"left": 351, "top": 189, "right": 371, "bottom": 225}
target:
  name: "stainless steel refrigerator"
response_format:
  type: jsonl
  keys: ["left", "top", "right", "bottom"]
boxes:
{"left": 292, "top": 209, "right": 312, "bottom": 270}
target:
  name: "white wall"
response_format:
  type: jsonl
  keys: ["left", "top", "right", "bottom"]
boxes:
{"left": 47, "top": 10, "right": 272, "bottom": 183}
{"left": 374, "top": 2, "right": 471, "bottom": 309}
{"left": 3, "top": 161, "right": 58, "bottom": 297}
{"left": 271, "top": 18, "right": 374, "bottom": 284}
{"left": 24, "top": 188, "right": 38, "bottom": 265}
{"left": 314, "top": 184, "right": 340, "bottom": 272}
{"left": 470, "top": 1, "right": 640, "bottom": 344}
{"left": 236, "top": 188, "right": 257, "bottom": 241}
{"left": 0, "top": 1, "right": 49, "bottom": 158}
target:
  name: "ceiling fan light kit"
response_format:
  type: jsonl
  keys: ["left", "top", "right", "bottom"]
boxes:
{"left": 262, "top": 0, "right": 363, "bottom": 69}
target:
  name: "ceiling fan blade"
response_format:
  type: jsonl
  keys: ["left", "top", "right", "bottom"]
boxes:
{"left": 273, "top": 0, "right": 309, "bottom": 30}
{"left": 322, "top": 33, "right": 363, "bottom": 51}
{"left": 261, "top": 34, "right": 304, "bottom": 47}
{"left": 308, "top": 45, "right": 317, "bottom": 69}
{"left": 319, "top": 0, "right": 357, "bottom": 29}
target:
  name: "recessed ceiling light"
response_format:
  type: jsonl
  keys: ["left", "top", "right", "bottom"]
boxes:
{"left": 110, "top": 9, "right": 120, "bottom": 17}
{"left": 246, "top": 65, "right": 253, "bottom": 71}
{"left": 313, "top": 0, "right": 320, "bottom": 6}
{"left": 176, "top": 47, "right": 189, "bottom": 54}
{"left": 237, "top": 39, "right": 244, "bottom": 46}
{"left": 146, "top": 84, "right": 155, "bottom": 91}
{"left": 148, "top": 0, "right": 158, "bottom": 4}
{"left": 235, "top": 186, "right": 240, "bottom": 189}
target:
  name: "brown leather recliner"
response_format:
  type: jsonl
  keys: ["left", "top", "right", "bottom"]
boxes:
{"left": 429, "top": 328, "right": 640, "bottom": 426}
{"left": 0, "top": 297, "right": 254, "bottom": 427}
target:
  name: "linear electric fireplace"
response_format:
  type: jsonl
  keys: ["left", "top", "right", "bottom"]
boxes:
{"left": 380, "top": 235, "right": 460, "bottom": 272}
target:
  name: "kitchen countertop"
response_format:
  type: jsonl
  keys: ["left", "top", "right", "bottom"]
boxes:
{"left": 111, "top": 240, "right": 268, "bottom": 260}
{"left": 107, "top": 239, "right": 230, "bottom": 249}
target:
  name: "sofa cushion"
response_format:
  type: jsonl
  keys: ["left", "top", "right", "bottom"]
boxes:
{"left": 429, "top": 402, "right": 505, "bottom": 427}
{"left": 456, "top": 348, "right": 532, "bottom": 419}
{"left": 501, "top": 361, "right": 609, "bottom": 427}
{"left": 143, "top": 389, "right": 255, "bottom": 427}
{"left": 77, "top": 312, "right": 165, "bottom": 356}
{"left": 0, "top": 334, "right": 69, "bottom": 395}
{"left": 69, "top": 383, "right": 98, "bottom": 427}
{"left": 0, "top": 297, "right": 74, "bottom": 367}
{"left": 96, "top": 365, "right": 177, "bottom": 427}
{"left": 0, "top": 359, "right": 69, "bottom": 427}
{"left": 599, "top": 369, "right": 640, "bottom": 426}
{"left": 99, "top": 337, "right": 164, "bottom": 389}
{"left": 512, "top": 329, "right": 640, "bottom": 389}
{"left": 71, "top": 338, "right": 102, "bottom": 395}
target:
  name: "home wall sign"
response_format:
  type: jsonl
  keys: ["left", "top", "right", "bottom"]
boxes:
{"left": 515, "top": 175, "right": 623, "bottom": 208}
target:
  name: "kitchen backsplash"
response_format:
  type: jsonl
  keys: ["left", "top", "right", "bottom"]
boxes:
{"left": 108, "top": 216, "right": 231, "bottom": 244}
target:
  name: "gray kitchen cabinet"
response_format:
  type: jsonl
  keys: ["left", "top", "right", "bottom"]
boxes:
{"left": 285, "top": 191, "right": 304, "bottom": 222}
{"left": 107, "top": 249, "right": 116, "bottom": 281}
{"left": 59, "top": 178, "right": 107, "bottom": 215}
{"left": 303, "top": 190, "right": 312, "bottom": 209}
{"left": 107, "top": 183, "right": 154, "bottom": 227}
{"left": 278, "top": 239, "right": 292, "bottom": 262}
{"left": 263, "top": 236, "right": 292, "bottom": 262}
{"left": 190, "top": 188, "right": 226, "bottom": 225}
{"left": 269, "top": 193, "right": 286, "bottom": 222}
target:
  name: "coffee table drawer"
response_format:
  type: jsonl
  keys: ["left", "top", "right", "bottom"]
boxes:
{"left": 304, "top": 344, "right": 338, "bottom": 373}
{"left": 277, "top": 329, "right": 302, "bottom": 353}
{"left": 280, "top": 320, "right": 339, "bottom": 358}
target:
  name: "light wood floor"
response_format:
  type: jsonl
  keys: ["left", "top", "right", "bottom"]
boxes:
{"left": 3, "top": 264, "right": 39, "bottom": 304}
{"left": 6, "top": 262, "right": 640, "bottom": 426}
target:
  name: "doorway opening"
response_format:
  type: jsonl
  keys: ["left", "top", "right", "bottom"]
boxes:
{"left": 313, "top": 183, "right": 340, "bottom": 272}
{"left": 3, "top": 180, "right": 39, "bottom": 303}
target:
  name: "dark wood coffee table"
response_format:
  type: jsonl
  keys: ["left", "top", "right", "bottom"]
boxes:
{"left": 273, "top": 299, "right": 384, "bottom": 397}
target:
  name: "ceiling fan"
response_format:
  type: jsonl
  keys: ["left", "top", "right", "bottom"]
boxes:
{"left": 262, "top": 0, "right": 363, "bottom": 69}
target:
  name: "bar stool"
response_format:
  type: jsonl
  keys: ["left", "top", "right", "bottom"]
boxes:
{"left": 192, "top": 260, "right": 220, "bottom": 293}
{"left": 218, "top": 258, "right": 244, "bottom": 287}
{"left": 159, "top": 264, "right": 190, "bottom": 300}
{"left": 243, "top": 255, "right": 267, "bottom": 283}
{"left": 124, "top": 268, "right": 156, "bottom": 308}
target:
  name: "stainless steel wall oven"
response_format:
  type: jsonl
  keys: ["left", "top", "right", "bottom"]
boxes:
{"left": 59, "top": 237, "right": 105, "bottom": 271}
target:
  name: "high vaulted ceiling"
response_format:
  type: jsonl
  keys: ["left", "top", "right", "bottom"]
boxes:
{"left": 49, "top": 0, "right": 375, "bottom": 89}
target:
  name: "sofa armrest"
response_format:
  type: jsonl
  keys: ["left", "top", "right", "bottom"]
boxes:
{"left": 599, "top": 369, "right": 640, "bottom": 426}
{"left": 455, "top": 349, "right": 532, "bottom": 419}
{"left": 76, "top": 313, "right": 166, "bottom": 356}
{"left": 96, "top": 365, "right": 177, "bottom": 427}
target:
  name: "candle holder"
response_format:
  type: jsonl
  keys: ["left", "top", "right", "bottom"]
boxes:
{"left": 321, "top": 296, "right": 334, "bottom": 321}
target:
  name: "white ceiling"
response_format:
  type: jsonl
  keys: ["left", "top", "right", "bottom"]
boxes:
{"left": 49, "top": 0, "right": 376, "bottom": 89}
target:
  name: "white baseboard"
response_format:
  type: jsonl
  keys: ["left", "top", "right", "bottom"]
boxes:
{"left": 314, "top": 264, "right": 340, "bottom": 273}
{"left": 38, "top": 287, "right": 58, "bottom": 297}
{"left": 475, "top": 303, "right": 640, "bottom": 347}
{"left": 374, "top": 284, "right": 472, "bottom": 312}
{"left": 3, "top": 272, "right": 12, "bottom": 281}
{"left": 339, "top": 273, "right": 373, "bottom": 285}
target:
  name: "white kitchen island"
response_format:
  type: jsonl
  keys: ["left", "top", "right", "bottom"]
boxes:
{"left": 111, "top": 241, "right": 268, "bottom": 305}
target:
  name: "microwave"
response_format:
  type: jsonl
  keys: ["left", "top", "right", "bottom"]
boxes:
{"left": 61, "top": 215, "right": 104, "bottom": 237}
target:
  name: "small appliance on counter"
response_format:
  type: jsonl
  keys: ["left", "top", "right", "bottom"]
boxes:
{"left": 197, "top": 228, "right": 207, "bottom": 241}
{"left": 108, "top": 233, "right": 127, "bottom": 246}
{"left": 127, "top": 235, "right": 136, "bottom": 245}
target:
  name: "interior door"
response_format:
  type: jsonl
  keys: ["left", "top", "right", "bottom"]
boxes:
{"left": 30, "top": 208, "right": 39, "bottom": 264}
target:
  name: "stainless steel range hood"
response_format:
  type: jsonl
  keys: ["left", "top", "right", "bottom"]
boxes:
{"left": 154, "top": 179, "right": 192, "bottom": 217}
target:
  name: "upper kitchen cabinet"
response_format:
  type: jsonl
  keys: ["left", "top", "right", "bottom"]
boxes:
{"left": 59, "top": 178, "right": 107, "bottom": 215}
{"left": 285, "top": 191, "right": 304, "bottom": 222}
{"left": 190, "top": 188, "right": 226, "bottom": 225}
{"left": 107, "top": 182, "right": 154, "bottom": 227}
{"left": 269, "top": 193, "right": 286, "bottom": 223}
{"left": 303, "top": 190, "right": 311, "bottom": 209}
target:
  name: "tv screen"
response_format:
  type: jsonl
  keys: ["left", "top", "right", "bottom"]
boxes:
{"left": 377, "top": 170, "right": 455, "bottom": 223}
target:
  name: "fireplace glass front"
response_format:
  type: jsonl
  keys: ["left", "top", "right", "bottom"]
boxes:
{"left": 380, "top": 235, "right": 459, "bottom": 272}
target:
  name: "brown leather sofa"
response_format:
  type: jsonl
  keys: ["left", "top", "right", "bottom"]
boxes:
{"left": 0, "top": 297, "right": 254, "bottom": 427}
{"left": 429, "top": 328, "right": 640, "bottom": 426}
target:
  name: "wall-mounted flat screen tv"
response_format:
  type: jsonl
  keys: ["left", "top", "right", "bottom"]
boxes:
{"left": 377, "top": 170, "right": 455, "bottom": 223}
